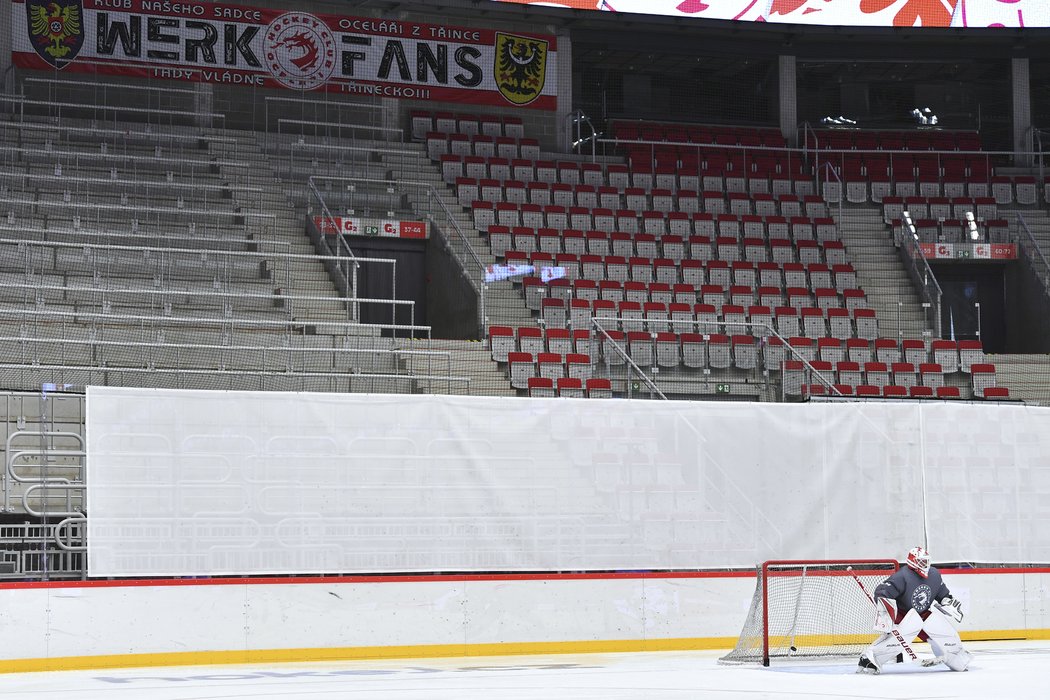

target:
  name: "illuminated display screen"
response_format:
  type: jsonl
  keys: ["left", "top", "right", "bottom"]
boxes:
{"left": 489, "top": 1, "right": 1049, "bottom": 28}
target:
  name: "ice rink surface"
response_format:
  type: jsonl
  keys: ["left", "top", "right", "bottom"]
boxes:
{"left": 0, "top": 641, "right": 1046, "bottom": 700}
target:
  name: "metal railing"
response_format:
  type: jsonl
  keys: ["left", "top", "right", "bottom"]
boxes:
{"left": 590, "top": 316, "right": 842, "bottom": 401}
{"left": 895, "top": 222, "right": 944, "bottom": 339}
{"left": 595, "top": 135, "right": 1045, "bottom": 204}
{"left": 308, "top": 175, "right": 488, "bottom": 336}
{"left": 1014, "top": 213, "right": 1050, "bottom": 300}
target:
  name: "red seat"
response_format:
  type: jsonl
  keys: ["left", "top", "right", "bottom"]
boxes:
{"left": 936, "top": 386, "right": 961, "bottom": 399}
{"left": 527, "top": 377, "right": 555, "bottom": 396}
{"left": 585, "top": 378, "right": 613, "bottom": 398}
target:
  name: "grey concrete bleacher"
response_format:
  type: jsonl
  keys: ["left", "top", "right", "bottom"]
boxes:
{"left": 0, "top": 104, "right": 462, "bottom": 397}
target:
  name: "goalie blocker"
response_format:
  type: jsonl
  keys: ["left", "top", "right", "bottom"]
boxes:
{"left": 858, "top": 547, "right": 973, "bottom": 674}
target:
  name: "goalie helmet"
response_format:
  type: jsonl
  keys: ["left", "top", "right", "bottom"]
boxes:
{"left": 906, "top": 546, "right": 930, "bottom": 578}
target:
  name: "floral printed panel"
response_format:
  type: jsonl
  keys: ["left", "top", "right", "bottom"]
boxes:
{"left": 490, "top": 0, "right": 1049, "bottom": 27}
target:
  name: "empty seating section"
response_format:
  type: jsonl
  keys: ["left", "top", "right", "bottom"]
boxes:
{"left": 423, "top": 112, "right": 1004, "bottom": 400}
{"left": 802, "top": 129, "right": 1025, "bottom": 206}
{"left": 0, "top": 88, "right": 452, "bottom": 395}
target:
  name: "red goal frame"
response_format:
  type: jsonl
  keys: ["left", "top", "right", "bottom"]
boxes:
{"left": 759, "top": 559, "right": 899, "bottom": 666}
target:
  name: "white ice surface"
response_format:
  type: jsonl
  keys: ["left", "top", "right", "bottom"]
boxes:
{"left": 0, "top": 641, "right": 1046, "bottom": 699}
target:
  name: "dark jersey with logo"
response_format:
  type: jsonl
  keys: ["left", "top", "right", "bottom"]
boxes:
{"left": 873, "top": 565, "right": 950, "bottom": 614}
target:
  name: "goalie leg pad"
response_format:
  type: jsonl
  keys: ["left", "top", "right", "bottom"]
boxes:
{"left": 859, "top": 609, "right": 924, "bottom": 672}
{"left": 860, "top": 633, "right": 900, "bottom": 672}
{"left": 922, "top": 607, "right": 973, "bottom": 672}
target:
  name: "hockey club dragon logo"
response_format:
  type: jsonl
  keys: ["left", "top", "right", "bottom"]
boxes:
{"left": 494, "top": 33, "right": 549, "bottom": 106}
{"left": 26, "top": 0, "right": 84, "bottom": 69}
{"left": 264, "top": 13, "right": 337, "bottom": 90}
{"left": 911, "top": 583, "right": 933, "bottom": 613}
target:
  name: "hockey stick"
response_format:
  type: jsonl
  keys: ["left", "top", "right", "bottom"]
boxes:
{"left": 846, "top": 566, "right": 920, "bottom": 663}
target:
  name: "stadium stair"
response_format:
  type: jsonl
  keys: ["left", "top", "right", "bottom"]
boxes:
{"left": 383, "top": 144, "right": 536, "bottom": 330}
{"left": 835, "top": 205, "right": 931, "bottom": 340}
{"left": 985, "top": 354, "right": 1050, "bottom": 404}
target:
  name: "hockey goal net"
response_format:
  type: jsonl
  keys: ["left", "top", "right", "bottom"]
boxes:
{"left": 719, "top": 559, "right": 899, "bottom": 666}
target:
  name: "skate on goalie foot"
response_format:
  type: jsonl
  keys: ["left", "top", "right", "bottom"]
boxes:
{"left": 856, "top": 653, "right": 881, "bottom": 675}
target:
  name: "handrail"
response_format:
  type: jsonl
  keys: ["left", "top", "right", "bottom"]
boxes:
{"left": 0, "top": 362, "right": 469, "bottom": 386}
{"left": 0, "top": 119, "right": 240, "bottom": 145}
{"left": 896, "top": 220, "right": 944, "bottom": 338}
{"left": 53, "top": 517, "right": 87, "bottom": 553}
{"left": 0, "top": 281, "right": 417, "bottom": 311}
{"left": 0, "top": 233, "right": 389, "bottom": 266}
{"left": 0, "top": 143, "right": 249, "bottom": 169}
{"left": 818, "top": 161, "right": 845, "bottom": 226}
{"left": 589, "top": 319, "right": 667, "bottom": 400}
{"left": 0, "top": 224, "right": 291, "bottom": 250}
{"left": 589, "top": 317, "right": 842, "bottom": 400}
{"left": 308, "top": 175, "right": 485, "bottom": 281}
{"left": 277, "top": 118, "right": 402, "bottom": 139}
{"left": 597, "top": 135, "right": 1044, "bottom": 162}
{"left": 0, "top": 334, "right": 453, "bottom": 361}
{"left": 1030, "top": 126, "right": 1047, "bottom": 190}
{"left": 23, "top": 76, "right": 201, "bottom": 96}
{"left": 5, "top": 430, "right": 84, "bottom": 514}
{"left": 0, "top": 94, "right": 225, "bottom": 123}
{"left": 800, "top": 121, "right": 817, "bottom": 159}
{"left": 566, "top": 110, "right": 598, "bottom": 160}
{"left": 1014, "top": 212, "right": 1050, "bottom": 297}
{"left": 0, "top": 305, "right": 431, "bottom": 336}
{"left": 307, "top": 176, "right": 364, "bottom": 319}
{"left": 308, "top": 174, "right": 486, "bottom": 334}
{"left": 4, "top": 169, "right": 264, "bottom": 195}
{"left": 264, "top": 95, "right": 385, "bottom": 111}
{"left": 267, "top": 138, "right": 419, "bottom": 159}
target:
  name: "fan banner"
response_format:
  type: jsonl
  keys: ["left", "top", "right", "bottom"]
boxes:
{"left": 10, "top": 0, "right": 559, "bottom": 109}
{"left": 489, "top": 0, "right": 1050, "bottom": 28}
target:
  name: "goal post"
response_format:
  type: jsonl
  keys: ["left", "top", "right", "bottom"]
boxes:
{"left": 719, "top": 559, "right": 900, "bottom": 666}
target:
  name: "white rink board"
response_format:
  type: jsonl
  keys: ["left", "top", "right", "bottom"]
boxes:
{"left": 86, "top": 388, "right": 1050, "bottom": 577}
{"left": 0, "top": 571, "right": 1045, "bottom": 668}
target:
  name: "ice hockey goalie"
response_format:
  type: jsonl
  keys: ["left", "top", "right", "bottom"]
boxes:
{"left": 858, "top": 546, "right": 973, "bottom": 674}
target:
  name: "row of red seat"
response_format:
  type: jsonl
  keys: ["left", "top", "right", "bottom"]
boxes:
{"left": 456, "top": 179, "right": 831, "bottom": 216}
{"left": 526, "top": 376, "right": 611, "bottom": 398}
{"left": 474, "top": 204, "right": 838, "bottom": 241}
{"left": 531, "top": 299, "right": 873, "bottom": 337}
{"left": 883, "top": 196, "right": 998, "bottom": 222}
{"left": 493, "top": 229, "right": 842, "bottom": 265}
{"left": 519, "top": 264, "right": 858, "bottom": 298}
{"left": 412, "top": 110, "right": 524, "bottom": 141}
{"left": 614, "top": 121, "right": 982, "bottom": 154}
{"left": 492, "top": 229, "right": 847, "bottom": 267}
{"left": 501, "top": 241, "right": 847, "bottom": 276}
{"left": 503, "top": 340, "right": 994, "bottom": 387}
{"left": 613, "top": 121, "right": 787, "bottom": 148}
{"left": 425, "top": 132, "right": 539, "bottom": 161}
{"left": 438, "top": 152, "right": 820, "bottom": 194}
{"left": 492, "top": 327, "right": 985, "bottom": 371}
{"left": 803, "top": 384, "right": 1008, "bottom": 400}
{"left": 806, "top": 129, "right": 982, "bottom": 152}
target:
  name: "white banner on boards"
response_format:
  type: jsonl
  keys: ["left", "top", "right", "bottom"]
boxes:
{"left": 85, "top": 387, "right": 1050, "bottom": 577}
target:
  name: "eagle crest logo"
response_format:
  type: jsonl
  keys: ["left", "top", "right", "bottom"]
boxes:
{"left": 27, "top": 0, "right": 84, "bottom": 68}
{"left": 494, "top": 33, "right": 549, "bottom": 107}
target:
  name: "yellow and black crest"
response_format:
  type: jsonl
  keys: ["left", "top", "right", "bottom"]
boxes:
{"left": 494, "top": 33, "right": 549, "bottom": 106}
{"left": 27, "top": 0, "right": 84, "bottom": 68}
